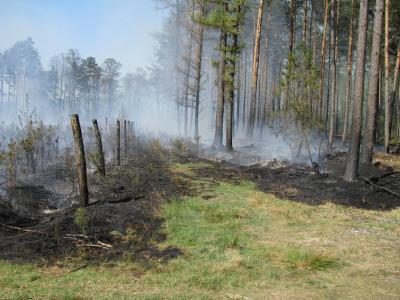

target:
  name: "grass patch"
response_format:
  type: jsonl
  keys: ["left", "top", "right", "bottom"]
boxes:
{"left": 284, "top": 248, "right": 339, "bottom": 271}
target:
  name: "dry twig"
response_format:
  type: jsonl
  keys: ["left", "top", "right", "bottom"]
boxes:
{"left": 360, "top": 176, "right": 400, "bottom": 198}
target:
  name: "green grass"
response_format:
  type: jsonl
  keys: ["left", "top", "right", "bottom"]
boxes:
{"left": 1, "top": 162, "right": 399, "bottom": 299}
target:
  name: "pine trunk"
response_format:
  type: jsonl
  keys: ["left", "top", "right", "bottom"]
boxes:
{"left": 213, "top": 29, "right": 227, "bottom": 148}
{"left": 391, "top": 44, "right": 400, "bottom": 142}
{"left": 318, "top": 0, "right": 330, "bottom": 118}
{"left": 342, "top": 0, "right": 356, "bottom": 143}
{"left": 328, "top": 0, "right": 337, "bottom": 151}
{"left": 345, "top": 0, "right": 369, "bottom": 182}
{"left": 247, "top": 0, "right": 265, "bottom": 135}
{"left": 384, "top": 0, "right": 391, "bottom": 152}
{"left": 362, "top": 0, "right": 384, "bottom": 163}
{"left": 194, "top": 4, "right": 205, "bottom": 140}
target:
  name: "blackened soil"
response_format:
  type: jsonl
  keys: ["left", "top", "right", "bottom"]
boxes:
{"left": 0, "top": 143, "right": 180, "bottom": 264}
{"left": 1, "top": 145, "right": 399, "bottom": 265}
{"left": 193, "top": 152, "right": 400, "bottom": 210}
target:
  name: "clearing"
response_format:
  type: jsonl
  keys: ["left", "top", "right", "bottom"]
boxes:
{"left": 0, "top": 143, "right": 399, "bottom": 299}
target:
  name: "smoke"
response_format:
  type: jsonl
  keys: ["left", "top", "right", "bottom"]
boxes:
{"left": 0, "top": 0, "right": 330, "bottom": 168}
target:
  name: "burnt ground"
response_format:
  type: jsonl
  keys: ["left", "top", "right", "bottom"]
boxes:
{"left": 0, "top": 143, "right": 399, "bottom": 265}
{"left": 244, "top": 154, "right": 399, "bottom": 210}
{"left": 0, "top": 143, "right": 183, "bottom": 264}
{"left": 193, "top": 151, "right": 400, "bottom": 210}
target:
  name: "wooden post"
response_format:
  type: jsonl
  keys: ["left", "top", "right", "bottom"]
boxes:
{"left": 124, "top": 120, "right": 127, "bottom": 158}
{"left": 92, "top": 119, "right": 106, "bottom": 177}
{"left": 116, "top": 120, "right": 121, "bottom": 166}
{"left": 70, "top": 114, "right": 89, "bottom": 207}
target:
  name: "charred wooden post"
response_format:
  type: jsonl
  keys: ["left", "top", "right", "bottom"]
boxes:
{"left": 124, "top": 120, "right": 127, "bottom": 158}
{"left": 70, "top": 114, "right": 89, "bottom": 207}
{"left": 127, "top": 121, "right": 131, "bottom": 143}
{"left": 92, "top": 119, "right": 106, "bottom": 177}
{"left": 55, "top": 137, "right": 60, "bottom": 160}
{"left": 133, "top": 121, "right": 136, "bottom": 138}
{"left": 116, "top": 120, "right": 121, "bottom": 166}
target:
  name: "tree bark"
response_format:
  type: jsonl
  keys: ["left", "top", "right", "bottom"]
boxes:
{"left": 362, "top": 0, "right": 384, "bottom": 164}
{"left": 92, "top": 119, "right": 106, "bottom": 177}
{"left": 262, "top": 5, "right": 272, "bottom": 123}
{"left": 194, "top": 3, "right": 205, "bottom": 141}
{"left": 303, "top": 0, "right": 308, "bottom": 45}
{"left": 289, "top": 0, "right": 296, "bottom": 53}
{"left": 334, "top": 0, "right": 340, "bottom": 134}
{"left": 342, "top": 0, "right": 356, "bottom": 144}
{"left": 318, "top": 0, "right": 330, "bottom": 118}
{"left": 213, "top": 29, "right": 227, "bottom": 147}
{"left": 71, "top": 114, "right": 89, "bottom": 207}
{"left": 116, "top": 120, "right": 121, "bottom": 166}
{"left": 242, "top": 49, "right": 248, "bottom": 130}
{"left": 345, "top": 0, "right": 369, "bottom": 182}
{"left": 384, "top": 0, "right": 391, "bottom": 152}
{"left": 393, "top": 44, "right": 400, "bottom": 141}
{"left": 226, "top": 3, "right": 242, "bottom": 152}
{"left": 328, "top": 0, "right": 337, "bottom": 151}
{"left": 183, "top": 35, "right": 193, "bottom": 137}
{"left": 247, "top": 0, "right": 265, "bottom": 136}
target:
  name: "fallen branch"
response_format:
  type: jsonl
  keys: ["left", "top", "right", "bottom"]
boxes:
{"left": 78, "top": 241, "right": 113, "bottom": 250}
{"left": 96, "top": 241, "right": 113, "bottom": 248}
{"left": 63, "top": 234, "right": 113, "bottom": 250}
{"left": 0, "top": 223, "right": 47, "bottom": 236}
{"left": 89, "top": 194, "right": 145, "bottom": 206}
{"left": 369, "top": 171, "right": 400, "bottom": 183}
{"left": 360, "top": 176, "right": 400, "bottom": 198}
{"left": 65, "top": 233, "right": 90, "bottom": 240}
{"left": 70, "top": 264, "right": 88, "bottom": 273}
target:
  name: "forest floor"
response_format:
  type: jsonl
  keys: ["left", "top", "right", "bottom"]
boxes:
{"left": 0, "top": 141, "right": 399, "bottom": 299}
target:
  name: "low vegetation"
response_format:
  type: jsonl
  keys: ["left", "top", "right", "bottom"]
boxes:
{"left": 1, "top": 162, "right": 399, "bottom": 299}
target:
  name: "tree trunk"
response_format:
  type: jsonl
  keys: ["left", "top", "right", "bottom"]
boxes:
{"left": 213, "top": 29, "right": 227, "bottom": 148}
{"left": 262, "top": 6, "right": 272, "bottom": 123}
{"left": 226, "top": 4, "right": 242, "bottom": 152}
{"left": 303, "top": 0, "right": 308, "bottom": 45}
{"left": 124, "top": 120, "right": 127, "bottom": 157}
{"left": 175, "top": 0, "right": 182, "bottom": 135}
{"left": 392, "top": 44, "right": 400, "bottom": 141}
{"left": 328, "top": 0, "right": 337, "bottom": 151}
{"left": 384, "top": 0, "right": 391, "bottom": 152}
{"left": 362, "top": 0, "right": 384, "bottom": 163}
{"left": 342, "top": 0, "right": 356, "bottom": 144}
{"left": 247, "top": 0, "right": 265, "bottom": 136}
{"left": 226, "top": 94, "right": 234, "bottom": 152}
{"left": 92, "top": 119, "right": 106, "bottom": 177}
{"left": 318, "top": 0, "right": 330, "bottom": 118}
{"left": 334, "top": 0, "right": 340, "bottom": 134}
{"left": 71, "top": 114, "right": 89, "bottom": 207}
{"left": 183, "top": 35, "right": 193, "bottom": 137}
{"left": 345, "top": 0, "right": 369, "bottom": 182}
{"left": 194, "top": 3, "right": 205, "bottom": 141}
{"left": 242, "top": 49, "right": 248, "bottom": 130}
{"left": 116, "top": 120, "right": 121, "bottom": 166}
{"left": 236, "top": 49, "right": 242, "bottom": 131}
{"left": 289, "top": 0, "right": 296, "bottom": 53}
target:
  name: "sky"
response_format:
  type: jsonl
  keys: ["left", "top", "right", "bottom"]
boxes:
{"left": 0, "top": 0, "right": 167, "bottom": 72}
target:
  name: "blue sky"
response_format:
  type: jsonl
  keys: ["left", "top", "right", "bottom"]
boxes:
{"left": 0, "top": 0, "right": 167, "bottom": 72}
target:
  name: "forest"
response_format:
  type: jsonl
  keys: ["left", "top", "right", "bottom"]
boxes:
{"left": 0, "top": 0, "right": 399, "bottom": 299}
